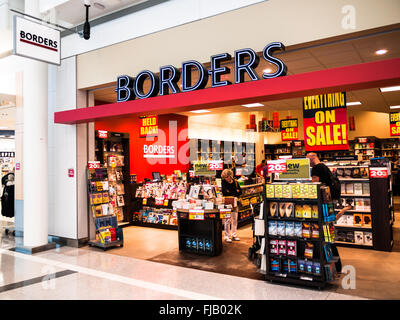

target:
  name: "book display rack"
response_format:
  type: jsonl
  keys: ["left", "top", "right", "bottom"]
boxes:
{"left": 326, "top": 160, "right": 393, "bottom": 251}
{"left": 263, "top": 182, "right": 339, "bottom": 289}
{"left": 87, "top": 166, "right": 124, "bottom": 250}
{"left": 95, "top": 131, "right": 131, "bottom": 227}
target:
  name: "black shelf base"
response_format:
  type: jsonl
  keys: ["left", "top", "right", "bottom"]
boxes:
{"left": 131, "top": 221, "right": 178, "bottom": 230}
{"left": 265, "top": 273, "right": 326, "bottom": 289}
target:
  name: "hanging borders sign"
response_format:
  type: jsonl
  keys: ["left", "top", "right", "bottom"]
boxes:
{"left": 303, "top": 92, "right": 349, "bottom": 151}
{"left": 13, "top": 16, "right": 61, "bottom": 66}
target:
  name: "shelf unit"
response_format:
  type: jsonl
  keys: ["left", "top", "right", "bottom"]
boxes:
{"left": 87, "top": 167, "right": 124, "bottom": 250}
{"left": 95, "top": 131, "right": 132, "bottom": 227}
{"left": 189, "top": 139, "right": 255, "bottom": 176}
{"left": 326, "top": 161, "right": 393, "bottom": 251}
{"left": 237, "top": 183, "right": 263, "bottom": 227}
{"left": 177, "top": 209, "right": 223, "bottom": 256}
{"left": 263, "top": 183, "right": 338, "bottom": 289}
{"left": 131, "top": 193, "right": 179, "bottom": 230}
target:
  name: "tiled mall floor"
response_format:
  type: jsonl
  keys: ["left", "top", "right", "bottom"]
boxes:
{"left": 0, "top": 201, "right": 398, "bottom": 300}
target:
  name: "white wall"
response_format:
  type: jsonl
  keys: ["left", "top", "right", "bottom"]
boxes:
{"left": 48, "top": 56, "right": 77, "bottom": 239}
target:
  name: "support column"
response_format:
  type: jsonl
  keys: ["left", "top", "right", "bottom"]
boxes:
{"left": 20, "top": 0, "right": 51, "bottom": 250}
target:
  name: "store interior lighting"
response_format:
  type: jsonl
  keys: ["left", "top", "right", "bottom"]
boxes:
{"left": 380, "top": 86, "right": 400, "bottom": 92}
{"left": 389, "top": 105, "right": 400, "bottom": 109}
{"left": 375, "top": 49, "right": 388, "bottom": 55}
{"left": 346, "top": 101, "right": 362, "bottom": 106}
{"left": 242, "top": 103, "right": 264, "bottom": 108}
{"left": 190, "top": 109, "right": 210, "bottom": 113}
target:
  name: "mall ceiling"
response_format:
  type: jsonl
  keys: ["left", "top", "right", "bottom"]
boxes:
{"left": 44, "top": 0, "right": 150, "bottom": 27}
{"left": 92, "top": 26, "right": 400, "bottom": 115}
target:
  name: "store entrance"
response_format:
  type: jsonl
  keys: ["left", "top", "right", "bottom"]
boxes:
{"left": 85, "top": 82, "right": 400, "bottom": 298}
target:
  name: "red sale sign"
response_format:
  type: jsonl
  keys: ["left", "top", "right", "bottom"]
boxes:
{"left": 88, "top": 161, "right": 101, "bottom": 169}
{"left": 267, "top": 160, "right": 287, "bottom": 173}
{"left": 208, "top": 160, "right": 223, "bottom": 171}
{"left": 98, "top": 130, "right": 108, "bottom": 139}
{"left": 370, "top": 167, "right": 388, "bottom": 178}
{"left": 303, "top": 92, "right": 349, "bottom": 152}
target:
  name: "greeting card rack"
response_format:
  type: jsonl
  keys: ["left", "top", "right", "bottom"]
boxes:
{"left": 87, "top": 166, "right": 124, "bottom": 251}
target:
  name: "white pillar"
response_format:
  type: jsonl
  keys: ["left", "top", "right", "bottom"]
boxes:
{"left": 23, "top": 0, "right": 49, "bottom": 247}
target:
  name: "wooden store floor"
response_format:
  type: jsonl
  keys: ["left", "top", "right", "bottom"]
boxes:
{"left": 86, "top": 202, "right": 400, "bottom": 300}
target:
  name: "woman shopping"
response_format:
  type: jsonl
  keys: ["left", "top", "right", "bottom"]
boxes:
{"left": 221, "top": 169, "right": 242, "bottom": 243}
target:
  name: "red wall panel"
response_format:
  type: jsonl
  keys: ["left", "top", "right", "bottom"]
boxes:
{"left": 95, "top": 114, "right": 189, "bottom": 182}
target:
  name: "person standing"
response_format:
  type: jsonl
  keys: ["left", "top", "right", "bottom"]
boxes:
{"left": 221, "top": 169, "right": 242, "bottom": 243}
{"left": 255, "top": 159, "right": 266, "bottom": 177}
{"left": 306, "top": 152, "right": 351, "bottom": 274}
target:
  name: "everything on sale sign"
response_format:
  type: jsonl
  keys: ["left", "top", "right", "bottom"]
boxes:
{"left": 303, "top": 92, "right": 349, "bottom": 152}
{"left": 280, "top": 119, "right": 298, "bottom": 141}
{"left": 390, "top": 112, "right": 400, "bottom": 136}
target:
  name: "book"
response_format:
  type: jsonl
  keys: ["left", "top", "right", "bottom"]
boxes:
{"left": 295, "top": 205, "right": 303, "bottom": 218}
{"left": 355, "top": 198, "right": 364, "bottom": 211}
{"left": 363, "top": 214, "right": 372, "bottom": 227}
{"left": 363, "top": 232, "right": 373, "bottom": 245}
{"left": 117, "top": 195, "right": 125, "bottom": 207}
{"left": 354, "top": 183, "right": 363, "bottom": 195}
{"left": 302, "top": 205, "right": 312, "bottom": 219}
{"left": 345, "top": 183, "right": 354, "bottom": 194}
{"left": 278, "top": 202, "right": 286, "bottom": 218}
{"left": 353, "top": 213, "right": 363, "bottom": 226}
{"left": 302, "top": 222, "right": 311, "bottom": 238}
{"left": 274, "top": 184, "right": 283, "bottom": 198}
{"left": 354, "top": 231, "right": 364, "bottom": 244}
{"left": 277, "top": 221, "right": 286, "bottom": 236}
{"left": 268, "top": 221, "right": 277, "bottom": 236}
{"left": 304, "top": 242, "right": 314, "bottom": 259}
{"left": 282, "top": 184, "right": 292, "bottom": 198}
{"left": 362, "top": 183, "right": 370, "bottom": 195}
{"left": 266, "top": 184, "right": 275, "bottom": 198}
{"left": 285, "top": 202, "right": 294, "bottom": 218}
{"left": 269, "top": 202, "right": 278, "bottom": 217}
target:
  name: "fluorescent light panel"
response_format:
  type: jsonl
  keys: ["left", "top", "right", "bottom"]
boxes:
{"left": 190, "top": 109, "right": 210, "bottom": 113}
{"left": 242, "top": 103, "right": 264, "bottom": 108}
{"left": 390, "top": 105, "right": 400, "bottom": 109}
{"left": 346, "top": 101, "right": 362, "bottom": 106}
{"left": 380, "top": 86, "right": 400, "bottom": 92}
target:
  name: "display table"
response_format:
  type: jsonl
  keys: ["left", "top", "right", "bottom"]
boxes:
{"left": 177, "top": 209, "right": 228, "bottom": 256}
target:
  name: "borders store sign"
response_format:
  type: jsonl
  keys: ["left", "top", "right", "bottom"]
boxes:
{"left": 303, "top": 92, "right": 349, "bottom": 152}
{"left": 115, "top": 42, "right": 287, "bottom": 102}
{"left": 390, "top": 112, "right": 400, "bottom": 136}
{"left": 280, "top": 119, "right": 298, "bottom": 141}
{"left": 13, "top": 16, "right": 60, "bottom": 66}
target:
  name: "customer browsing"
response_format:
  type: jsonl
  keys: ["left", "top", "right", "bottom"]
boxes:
{"left": 221, "top": 169, "right": 242, "bottom": 243}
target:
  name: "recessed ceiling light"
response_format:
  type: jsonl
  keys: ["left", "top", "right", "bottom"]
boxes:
{"left": 380, "top": 86, "right": 400, "bottom": 92}
{"left": 190, "top": 109, "right": 210, "bottom": 113}
{"left": 346, "top": 101, "right": 362, "bottom": 106}
{"left": 375, "top": 49, "right": 388, "bottom": 55}
{"left": 263, "top": 68, "right": 273, "bottom": 73}
{"left": 390, "top": 105, "right": 400, "bottom": 110}
{"left": 242, "top": 103, "right": 264, "bottom": 108}
{"left": 93, "top": 2, "right": 105, "bottom": 10}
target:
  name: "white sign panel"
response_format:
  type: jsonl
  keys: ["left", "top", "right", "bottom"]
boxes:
{"left": 13, "top": 16, "right": 61, "bottom": 65}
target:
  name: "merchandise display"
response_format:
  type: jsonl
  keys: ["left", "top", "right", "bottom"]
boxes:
{"left": 87, "top": 167, "right": 124, "bottom": 250}
{"left": 262, "top": 182, "right": 338, "bottom": 288}
{"left": 95, "top": 131, "right": 131, "bottom": 226}
{"left": 325, "top": 160, "right": 393, "bottom": 251}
